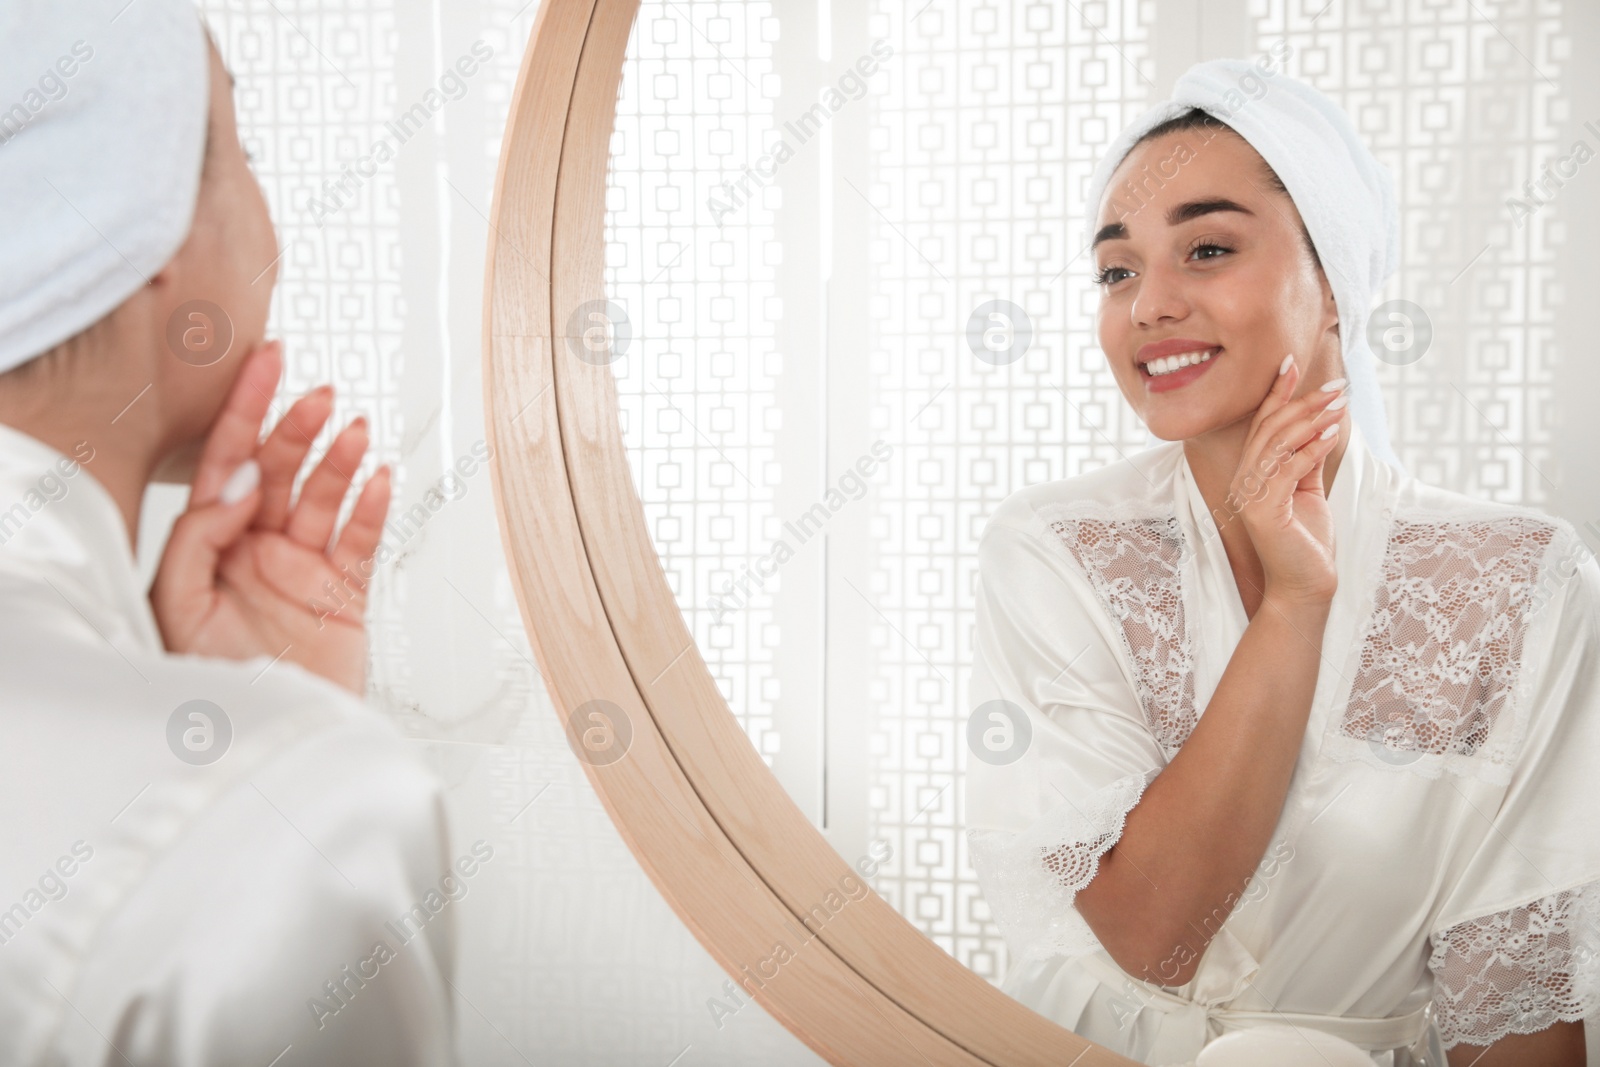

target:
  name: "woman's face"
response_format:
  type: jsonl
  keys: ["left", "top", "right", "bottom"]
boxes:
{"left": 1091, "top": 127, "right": 1340, "bottom": 443}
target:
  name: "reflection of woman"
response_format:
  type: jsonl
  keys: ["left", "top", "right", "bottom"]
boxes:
{"left": 965, "top": 59, "right": 1599, "bottom": 1066}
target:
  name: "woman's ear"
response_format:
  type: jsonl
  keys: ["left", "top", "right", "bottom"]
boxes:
{"left": 1318, "top": 269, "right": 1341, "bottom": 341}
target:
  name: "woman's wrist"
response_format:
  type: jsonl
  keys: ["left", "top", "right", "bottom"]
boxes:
{"left": 1256, "top": 587, "right": 1334, "bottom": 630}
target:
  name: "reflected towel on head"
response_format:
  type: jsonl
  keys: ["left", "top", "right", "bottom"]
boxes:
{"left": 1083, "top": 53, "right": 1407, "bottom": 477}
{"left": 0, "top": 0, "right": 209, "bottom": 375}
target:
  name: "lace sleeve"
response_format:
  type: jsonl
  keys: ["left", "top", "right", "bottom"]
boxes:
{"left": 1427, "top": 880, "right": 1600, "bottom": 1049}
{"left": 966, "top": 770, "right": 1152, "bottom": 966}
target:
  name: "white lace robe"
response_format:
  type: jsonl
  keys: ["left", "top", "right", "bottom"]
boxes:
{"left": 964, "top": 417, "right": 1600, "bottom": 1066}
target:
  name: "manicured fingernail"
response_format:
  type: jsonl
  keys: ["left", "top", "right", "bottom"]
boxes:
{"left": 1279, "top": 354, "right": 1294, "bottom": 376}
{"left": 221, "top": 459, "right": 260, "bottom": 505}
{"left": 1326, "top": 394, "right": 1349, "bottom": 411}
{"left": 1319, "top": 423, "right": 1339, "bottom": 440}
{"left": 1320, "top": 377, "right": 1347, "bottom": 393}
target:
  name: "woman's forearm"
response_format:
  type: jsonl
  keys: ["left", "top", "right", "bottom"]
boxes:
{"left": 1445, "top": 1021, "right": 1586, "bottom": 1066}
{"left": 1074, "top": 592, "right": 1331, "bottom": 986}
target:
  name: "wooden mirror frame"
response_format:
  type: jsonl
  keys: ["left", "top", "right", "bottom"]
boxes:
{"left": 481, "top": 1, "right": 1135, "bottom": 1063}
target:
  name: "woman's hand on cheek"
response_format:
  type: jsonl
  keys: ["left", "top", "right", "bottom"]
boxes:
{"left": 1224, "top": 355, "right": 1347, "bottom": 608}
{"left": 148, "top": 339, "right": 392, "bottom": 697}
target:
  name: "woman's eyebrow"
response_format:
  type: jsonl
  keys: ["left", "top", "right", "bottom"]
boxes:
{"left": 1091, "top": 197, "right": 1256, "bottom": 251}
{"left": 1167, "top": 196, "right": 1255, "bottom": 227}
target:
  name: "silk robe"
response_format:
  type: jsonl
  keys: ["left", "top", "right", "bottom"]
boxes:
{"left": 0, "top": 421, "right": 458, "bottom": 1065}
{"left": 965, "top": 417, "right": 1600, "bottom": 1066}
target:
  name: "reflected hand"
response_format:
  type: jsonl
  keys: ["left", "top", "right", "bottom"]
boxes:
{"left": 148, "top": 340, "right": 392, "bottom": 696}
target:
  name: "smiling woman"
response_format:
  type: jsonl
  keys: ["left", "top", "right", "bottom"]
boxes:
{"left": 964, "top": 57, "right": 1599, "bottom": 1067}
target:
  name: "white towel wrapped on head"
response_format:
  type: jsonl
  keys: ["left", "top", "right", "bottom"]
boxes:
{"left": 0, "top": 0, "right": 209, "bottom": 376}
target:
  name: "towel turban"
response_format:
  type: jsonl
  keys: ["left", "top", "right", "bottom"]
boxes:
{"left": 0, "top": 0, "right": 209, "bottom": 376}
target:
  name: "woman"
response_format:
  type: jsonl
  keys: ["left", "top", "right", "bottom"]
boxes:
{"left": 0, "top": 3, "right": 455, "bottom": 1063}
{"left": 965, "top": 58, "right": 1599, "bottom": 1067}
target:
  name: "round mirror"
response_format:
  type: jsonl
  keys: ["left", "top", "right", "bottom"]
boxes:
{"left": 486, "top": 1, "right": 1597, "bottom": 1064}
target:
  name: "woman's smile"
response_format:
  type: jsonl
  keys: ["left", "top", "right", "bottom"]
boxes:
{"left": 1141, "top": 345, "right": 1223, "bottom": 392}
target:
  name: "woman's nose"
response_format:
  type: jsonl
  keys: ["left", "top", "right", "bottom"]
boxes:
{"left": 1131, "top": 262, "right": 1190, "bottom": 327}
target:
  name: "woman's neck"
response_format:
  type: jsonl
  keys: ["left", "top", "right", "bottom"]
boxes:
{"left": 0, "top": 370, "right": 166, "bottom": 551}
{"left": 1182, "top": 421, "right": 1348, "bottom": 618}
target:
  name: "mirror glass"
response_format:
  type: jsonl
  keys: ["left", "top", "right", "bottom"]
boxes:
{"left": 595, "top": 0, "right": 1592, "bottom": 1045}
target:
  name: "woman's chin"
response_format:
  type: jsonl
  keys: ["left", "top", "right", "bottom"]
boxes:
{"left": 1140, "top": 418, "right": 1198, "bottom": 444}
{"left": 1143, "top": 405, "right": 1255, "bottom": 444}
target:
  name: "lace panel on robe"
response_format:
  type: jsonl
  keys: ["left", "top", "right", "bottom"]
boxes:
{"left": 1428, "top": 880, "right": 1600, "bottom": 1049}
{"left": 967, "top": 772, "right": 1152, "bottom": 965}
{"left": 1038, "top": 502, "right": 1196, "bottom": 759}
{"left": 966, "top": 502, "right": 1192, "bottom": 965}
{"left": 1327, "top": 510, "right": 1558, "bottom": 783}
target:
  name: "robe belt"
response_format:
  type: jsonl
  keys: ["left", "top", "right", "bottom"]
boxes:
{"left": 1073, "top": 935, "right": 1433, "bottom": 1061}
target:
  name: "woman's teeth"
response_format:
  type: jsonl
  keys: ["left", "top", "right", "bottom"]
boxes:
{"left": 1145, "top": 347, "right": 1219, "bottom": 377}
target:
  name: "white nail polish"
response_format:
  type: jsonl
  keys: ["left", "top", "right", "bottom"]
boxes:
{"left": 1320, "top": 377, "right": 1348, "bottom": 393}
{"left": 1319, "top": 423, "right": 1339, "bottom": 440}
{"left": 1279, "top": 354, "right": 1293, "bottom": 376}
{"left": 1326, "top": 394, "right": 1349, "bottom": 411}
{"left": 221, "top": 459, "right": 260, "bottom": 505}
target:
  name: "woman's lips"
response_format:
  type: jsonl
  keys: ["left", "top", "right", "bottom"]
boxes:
{"left": 1142, "top": 347, "right": 1221, "bottom": 393}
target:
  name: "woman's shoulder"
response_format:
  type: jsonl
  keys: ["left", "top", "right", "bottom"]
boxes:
{"left": 1386, "top": 473, "right": 1595, "bottom": 615}
{"left": 1390, "top": 474, "right": 1583, "bottom": 560}
{"left": 986, "top": 440, "right": 1184, "bottom": 535}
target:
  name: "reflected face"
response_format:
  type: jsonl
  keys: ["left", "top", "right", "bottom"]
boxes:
{"left": 150, "top": 32, "right": 280, "bottom": 482}
{"left": 1090, "top": 128, "right": 1339, "bottom": 443}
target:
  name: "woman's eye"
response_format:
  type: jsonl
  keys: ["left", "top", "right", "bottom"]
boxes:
{"left": 1095, "top": 243, "right": 1232, "bottom": 287}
